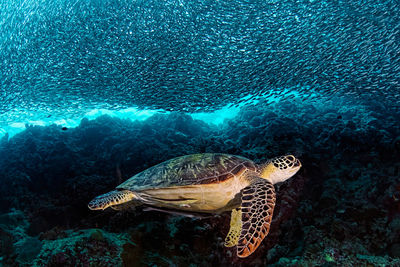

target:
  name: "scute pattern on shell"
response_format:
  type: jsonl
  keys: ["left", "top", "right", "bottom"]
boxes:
{"left": 117, "top": 153, "right": 257, "bottom": 191}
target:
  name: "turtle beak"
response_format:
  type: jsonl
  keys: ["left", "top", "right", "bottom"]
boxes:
{"left": 293, "top": 159, "right": 301, "bottom": 168}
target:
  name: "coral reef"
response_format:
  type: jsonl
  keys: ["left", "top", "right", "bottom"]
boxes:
{"left": 0, "top": 95, "right": 399, "bottom": 266}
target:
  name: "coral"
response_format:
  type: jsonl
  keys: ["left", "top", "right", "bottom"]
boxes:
{"left": 121, "top": 242, "right": 145, "bottom": 267}
{"left": 0, "top": 94, "right": 399, "bottom": 265}
{"left": 14, "top": 237, "right": 42, "bottom": 265}
{"left": 35, "top": 229, "right": 128, "bottom": 266}
{"left": 0, "top": 228, "right": 14, "bottom": 257}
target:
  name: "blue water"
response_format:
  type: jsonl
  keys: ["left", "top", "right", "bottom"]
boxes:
{"left": 0, "top": 0, "right": 399, "bottom": 266}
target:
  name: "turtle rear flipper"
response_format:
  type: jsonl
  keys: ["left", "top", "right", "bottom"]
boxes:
{"left": 224, "top": 208, "right": 242, "bottom": 247}
{"left": 88, "top": 190, "right": 136, "bottom": 210}
{"left": 237, "top": 178, "right": 276, "bottom": 258}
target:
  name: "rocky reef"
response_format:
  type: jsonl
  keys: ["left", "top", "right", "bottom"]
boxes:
{"left": 0, "top": 95, "right": 399, "bottom": 266}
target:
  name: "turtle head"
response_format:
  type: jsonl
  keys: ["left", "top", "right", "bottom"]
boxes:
{"left": 260, "top": 155, "right": 301, "bottom": 184}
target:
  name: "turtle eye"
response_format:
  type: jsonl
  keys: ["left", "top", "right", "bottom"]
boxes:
{"left": 287, "top": 155, "right": 295, "bottom": 161}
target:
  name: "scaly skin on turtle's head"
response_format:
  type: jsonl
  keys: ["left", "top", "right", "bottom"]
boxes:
{"left": 260, "top": 155, "right": 301, "bottom": 185}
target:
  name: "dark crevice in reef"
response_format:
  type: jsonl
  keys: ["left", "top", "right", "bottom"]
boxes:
{"left": 0, "top": 98, "right": 399, "bottom": 266}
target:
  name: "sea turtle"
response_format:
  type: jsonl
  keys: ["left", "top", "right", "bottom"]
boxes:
{"left": 88, "top": 153, "right": 301, "bottom": 258}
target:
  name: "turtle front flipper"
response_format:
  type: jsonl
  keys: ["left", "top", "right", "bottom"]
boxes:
{"left": 88, "top": 190, "right": 136, "bottom": 210}
{"left": 224, "top": 208, "right": 242, "bottom": 247}
{"left": 237, "top": 178, "right": 276, "bottom": 258}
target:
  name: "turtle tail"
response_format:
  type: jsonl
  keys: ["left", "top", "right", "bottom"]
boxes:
{"left": 88, "top": 190, "right": 136, "bottom": 210}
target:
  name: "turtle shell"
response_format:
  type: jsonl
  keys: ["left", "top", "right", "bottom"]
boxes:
{"left": 117, "top": 153, "right": 257, "bottom": 191}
